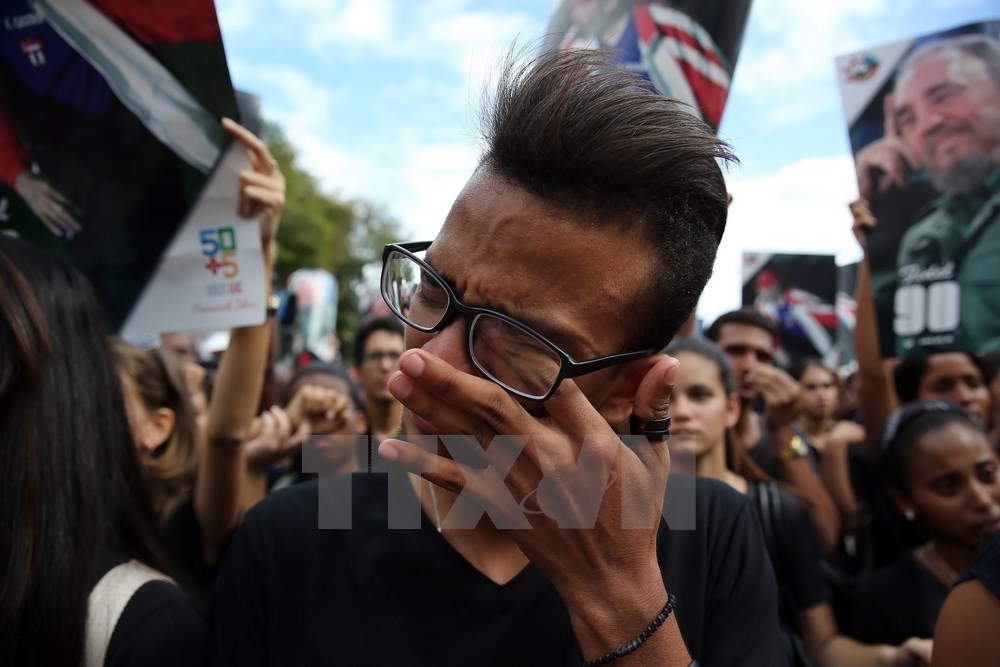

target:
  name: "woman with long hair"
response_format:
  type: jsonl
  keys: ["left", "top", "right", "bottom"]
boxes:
{"left": 665, "top": 336, "right": 929, "bottom": 666}
{"left": 0, "top": 235, "right": 208, "bottom": 665}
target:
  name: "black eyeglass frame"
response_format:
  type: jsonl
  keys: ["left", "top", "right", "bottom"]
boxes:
{"left": 381, "top": 241, "right": 656, "bottom": 401}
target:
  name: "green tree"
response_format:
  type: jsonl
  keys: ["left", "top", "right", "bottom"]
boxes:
{"left": 262, "top": 121, "right": 399, "bottom": 348}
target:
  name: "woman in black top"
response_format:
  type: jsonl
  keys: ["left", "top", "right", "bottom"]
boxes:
{"left": 665, "top": 336, "right": 930, "bottom": 666}
{"left": 851, "top": 400, "right": 1000, "bottom": 645}
{"left": 933, "top": 531, "right": 1000, "bottom": 665}
{"left": 0, "top": 235, "right": 209, "bottom": 666}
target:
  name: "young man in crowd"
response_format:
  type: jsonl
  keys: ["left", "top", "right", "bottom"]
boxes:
{"left": 353, "top": 315, "right": 406, "bottom": 468}
{"left": 705, "top": 308, "right": 841, "bottom": 552}
{"left": 214, "top": 48, "right": 782, "bottom": 665}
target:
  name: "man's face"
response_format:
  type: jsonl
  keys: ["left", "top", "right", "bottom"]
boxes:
{"left": 714, "top": 323, "right": 775, "bottom": 401}
{"left": 359, "top": 329, "right": 405, "bottom": 404}
{"left": 402, "top": 168, "right": 654, "bottom": 436}
{"left": 893, "top": 47, "right": 1000, "bottom": 192}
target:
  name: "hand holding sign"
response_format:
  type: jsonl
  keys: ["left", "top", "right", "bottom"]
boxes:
{"left": 222, "top": 117, "right": 285, "bottom": 264}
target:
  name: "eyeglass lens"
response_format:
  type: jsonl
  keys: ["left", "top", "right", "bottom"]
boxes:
{"left": 382, "top": 250, "right": 562, "bottom": 398}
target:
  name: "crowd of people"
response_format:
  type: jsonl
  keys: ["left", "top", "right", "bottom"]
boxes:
{"left": 2, "top": 43, "right": 1000, "bottom": 667}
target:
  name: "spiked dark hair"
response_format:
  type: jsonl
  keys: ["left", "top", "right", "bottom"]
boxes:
{"left": 479, "top": 47, "right": 735, "bottom": 349}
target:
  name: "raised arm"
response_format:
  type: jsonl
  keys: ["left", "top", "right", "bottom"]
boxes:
{"left": 195, "top": 118, "right": 285, "bottom": 563}
{"left": 849, "top": 199, "right": 898, "bottom": 458}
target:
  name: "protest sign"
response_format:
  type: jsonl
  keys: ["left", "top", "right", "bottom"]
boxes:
{"left": 0, "top": 0, "right": 262, "bottom": 334}
{"left": 742, "top": 252, "right": 839, "bottom": 369}
{"left": 543, "top": 0, "right": 752, "bottom": 132}
{"left": 835, "top": 262, "right": 859, "bottom": 372}
{"left": 836, "top": 20, "right": 1000, "bottom": 356}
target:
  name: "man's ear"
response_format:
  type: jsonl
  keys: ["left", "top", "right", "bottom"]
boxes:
{"left": 139, "top": 407, "right": 176, "bottom": 454}
{"left": 595, "top": 354, "right": 662, "bottom": 427}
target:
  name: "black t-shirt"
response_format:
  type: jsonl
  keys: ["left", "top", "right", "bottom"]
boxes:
{"left": 161, "top": 494, "right": 219, "bottom": 612}
{"left": 957, "top": 531, "right": 1000, "bottom": 596}
{"left": 747, "top": 482, "right": 829, "bottom": 666}
{"left": 96, "top": 553, "right": 210, "bottom": 667}
{"left": 747, "top": 482, "right": 830, "bottom": 612}
{"left": 212, "top": 470, "right": 782, "bottom": 666}
{"left": 849, "top": 550, "right": 947, "bottom": 644}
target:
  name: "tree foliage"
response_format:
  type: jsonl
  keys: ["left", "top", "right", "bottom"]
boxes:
{"left": 262, "top": 121, "right": 399, "bottom": 346}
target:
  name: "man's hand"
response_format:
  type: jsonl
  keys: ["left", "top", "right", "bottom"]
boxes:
{"left": 854, "top": 93, "right": 919, "bottom": 202}
{"left": 379, "top": 349, "right": 689, "bottom": 663}
{"left": 855, "top": 137, "right": 912, "bottom": 201}
{"left": 749, "top": 365, "right": 800, "bottom": 432}
{"left": 13, "top": 171, "right": 81, "bottom": 239}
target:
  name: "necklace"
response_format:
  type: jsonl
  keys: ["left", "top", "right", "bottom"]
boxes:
{"left": 925, "top": 542, "right": 960, "bottom": 584}
{"left": 428, "top": 480, "right": 443, "bottom": 533}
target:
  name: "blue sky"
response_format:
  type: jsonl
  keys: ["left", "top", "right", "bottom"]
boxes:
{"left": 215, "top": 0, "right": 998, "bottom": 321}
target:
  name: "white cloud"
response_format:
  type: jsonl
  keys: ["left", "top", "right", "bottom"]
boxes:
{"left": 383, "top": 141, "right": 483, "bottom": 240}
{"left": 228, "top": 62, "right": 347, "bottom": 135}
{"left": 302, "top": 0, "right": 396, "bottom": 51}
{"left": 698, "top": 155, "right": 863, "bottom": 322}
{"left": 214, "top": 0, "right": 265, "bottom": 35}
{"left": 233, "top": 63, "right": 480, "bottom": 240}
{"left": 285, "top": 0, "right": 542, "bottom": 77}
{"left": 727, "top": 0, "right": 1000, "bottom": 127}
{"left": 737, "top": 0, "right": 891, "bottom": 96}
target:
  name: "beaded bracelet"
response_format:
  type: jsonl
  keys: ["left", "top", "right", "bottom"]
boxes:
{"left": 581, "top": 593, "right": 677, "bottom": 667}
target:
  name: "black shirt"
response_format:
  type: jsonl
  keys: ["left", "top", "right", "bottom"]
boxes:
{"left": 161, "top": 494, "right": 220, "bottom": 612}
{"left": 849, "top": 550, "right": 947, "bottom": 644}
{"left": 96, "top": 553, "right": 210, "bottom": 666}
{"left": 957, "top": 531, "right": 1000, "bottom": 596}
{"left": 747, "top": 481, "right": 830, "bottom": 666}
{"left": 746, "top": 482, "right": 829, "bottom": 611}
{"left": 213, "top": 470, "right": 782, "bottom": 666}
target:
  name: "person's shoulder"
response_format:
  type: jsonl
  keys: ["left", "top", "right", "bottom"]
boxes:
{"left": 239, "top": 471, "right": 394, "bottom": 550}
{"left": 663, "top": 474, "right": 755, "bottom": 534}
{"left": 958, "top": 531, "right": 1000, "bottom": 595}
{"left": 105, "top": 579, "right": 209, "bottom": 666}
{"left": 245, "top": 477, "right": 321, "bottom": 523}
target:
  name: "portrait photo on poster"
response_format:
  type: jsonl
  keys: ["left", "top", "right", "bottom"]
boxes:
{"left": 836, "top": 19, "right": 1000, "bottom": 358}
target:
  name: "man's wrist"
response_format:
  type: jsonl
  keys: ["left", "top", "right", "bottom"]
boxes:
{"left": 560, "top": 557, "right": 670, "bottom": 658}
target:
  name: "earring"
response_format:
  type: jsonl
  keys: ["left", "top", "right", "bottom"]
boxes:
{"left": 903, "top": 509, "right": 915, "bottom": 521}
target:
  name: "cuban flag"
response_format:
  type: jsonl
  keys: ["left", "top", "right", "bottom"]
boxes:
{"left": 633, "top": 2, "right": 731, "bottom": 130}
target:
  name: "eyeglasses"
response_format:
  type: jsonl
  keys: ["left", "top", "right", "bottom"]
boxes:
{"left": 380, "top": 241, "right": 654, "bottom": 401}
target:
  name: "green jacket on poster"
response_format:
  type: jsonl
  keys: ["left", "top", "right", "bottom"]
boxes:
{"left": 893, "top": 168, "right": 1000, "bottom": 356}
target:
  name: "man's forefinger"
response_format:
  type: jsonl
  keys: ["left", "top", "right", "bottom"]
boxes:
{"left": 395, "top": 348, "right": 534, "bottom": 436}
